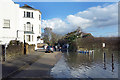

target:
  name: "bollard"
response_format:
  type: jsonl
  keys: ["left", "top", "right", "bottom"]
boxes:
{"left": 92, "top": 51, "right": 94, "bottom": 60}
{"left": 112, "top": 53, "right": 114, "bottom": 72}
{"left": 103, "top": 52, "right": 106, "bottom": 70}
{"left": 104, "top": 53, "right": 106, "bottom": 62}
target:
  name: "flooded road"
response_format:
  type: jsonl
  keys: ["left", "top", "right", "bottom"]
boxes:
{"left": 50, "top": 49, "right": 119, "bottom": 78}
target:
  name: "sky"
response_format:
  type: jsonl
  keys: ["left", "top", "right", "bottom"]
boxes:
{"left": 15, "top": 2, "right": 118, "bottom": 37}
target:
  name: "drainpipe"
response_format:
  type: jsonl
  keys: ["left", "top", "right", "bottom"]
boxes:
{"left": 16, "top": 30, "right": 19, "bottom": 40}
{"left": 4, "top": 44, "right": 7, "bottom": 61}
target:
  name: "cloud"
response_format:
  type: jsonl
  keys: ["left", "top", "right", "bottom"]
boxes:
{"left": 105, "top": 32, "right": 118, "bottom": 37}
{"left": 75, "top": 3, "right": 118, "bottom": 27}
{"left": 66, "top": 15, "right": 91, "bottom": 29}
{"left": 42, "top": 3, "right": 118, "bottom": 35}
{"left": 42, "top": 18, "right": 73, "bottom": 34}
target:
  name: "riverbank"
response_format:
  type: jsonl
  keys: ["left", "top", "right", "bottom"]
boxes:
{"left": 2, "top": 50, "right": 62, "bottom": 79}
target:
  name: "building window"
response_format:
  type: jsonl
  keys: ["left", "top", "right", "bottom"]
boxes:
{"left": 24, "top": 11, "right": 25, "bottom": 17}
{"left": 24, "top": 11, "right": 33, "bottom": 18}
{"left": 32, "top": 12, "right": 33, "bottom": 18}
{"left": 27, "top": 22, "right": 31, "bottom": 31}
{"left": 26, "top": 35, "right": 31, "bottom": 42}
{"left": 24, "top": 22, "right": 33, "bottom": 32}
{"left": 32, "top": 35, "right": 34, "bottom": 41}
{"left": 27, "top": 12, "right": 30, "bottom": 18}
{"left": 3, "top": 19, "right": 10, "bottom": 28}
{"left": 39, "top": 15, "right": 41, "bottom": 20}
{"left": 32, "top": 25, "right": 33, "bottom": 31}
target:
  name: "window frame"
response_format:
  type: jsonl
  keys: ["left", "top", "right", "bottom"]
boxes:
{"left": 31, "top": 12, "right": 33, "bottom": 18}
{"left": 26, "top": 35, "right": 31, "bottom": 42}
{"left": 27, "top": 12, "right": 30, "bottom": 18}
{"left": 24, "top": 11, "right": 33, "bottom": 18}
{"left": 27, "top": 22, "right": 31, "bottom": 31}
{"left": 32, "top": 35, "right": 34, "bottom": 41}
{"left": 39, "top": 15, "right": 41, "bottom": 20}
{"left": 3, "top": 19, "right": 10, "bottom": 28}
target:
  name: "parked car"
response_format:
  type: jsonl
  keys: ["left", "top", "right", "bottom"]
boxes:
{"left": 45, "top": 46, "right": 54, "bottom": 53}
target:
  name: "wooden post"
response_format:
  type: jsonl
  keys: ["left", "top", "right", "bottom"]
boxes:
{"left": 103, "top": 52, "right": 106, "bottom": 70}
{"left": 112, "top": 53, "right": 114, "bottom": 72}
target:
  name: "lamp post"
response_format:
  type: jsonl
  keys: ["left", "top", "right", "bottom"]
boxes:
{"left": 16, "top": 30, "right": 26, "bottom": 55}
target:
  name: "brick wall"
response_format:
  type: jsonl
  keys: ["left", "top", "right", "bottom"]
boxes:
{"left": 6, "top": 41, "right": 24, "bottom": 60}
{"left": 5, "top": 40, "right": 35, "bottom": 61}
{"left": 27, "top": 44, "right": 35, "bottom": 54}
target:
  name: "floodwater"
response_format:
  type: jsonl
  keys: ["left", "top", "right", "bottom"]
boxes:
{"left": 50, "top": 49, "right": 119, "bottom": 78}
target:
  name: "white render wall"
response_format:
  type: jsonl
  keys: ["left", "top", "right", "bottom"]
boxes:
{"left": 0, "top": 0, "right": 20, "bottom": 45}
{"left": 0, "top": 0, "right": 42, "bottom": 48}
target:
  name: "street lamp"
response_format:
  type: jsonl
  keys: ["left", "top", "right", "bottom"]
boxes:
{"left": 16, "top": 30, "right": 26, "bottom": 55}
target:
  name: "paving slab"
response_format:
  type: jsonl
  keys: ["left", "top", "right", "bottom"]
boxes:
{"left": 2, "top": 50, "right": 45, "bottom": 79}
{"left": 11, "top": 52, "right": 62, "bottom": 78}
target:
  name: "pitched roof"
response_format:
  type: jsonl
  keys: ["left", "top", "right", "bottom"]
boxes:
{"left": 20, "top": 4, "right": 42, "bottom": 14}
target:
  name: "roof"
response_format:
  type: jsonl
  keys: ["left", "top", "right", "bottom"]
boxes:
{"left": 20, "top": 4, "right": 42, "bottom": 14}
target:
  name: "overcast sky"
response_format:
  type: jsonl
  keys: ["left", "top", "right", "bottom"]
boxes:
{"left": 15, "top": 2, "right": 118, "bottom": 37}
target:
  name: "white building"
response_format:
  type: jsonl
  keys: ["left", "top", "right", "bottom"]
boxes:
{"left": 0, "top": 0, "right": 19, "bottom": 45}
{"left": 0, "top": 0, "right": 43, "bottom": 50}
{"left": 19, "top": 4, "right": 42, "bottom": 50}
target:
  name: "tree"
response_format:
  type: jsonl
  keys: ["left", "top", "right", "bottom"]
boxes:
{"left": 43, "top": 27, "right": 52, "bottom": 44}
{"left": 43, "top": 27, "right": 62, "bottom": 45}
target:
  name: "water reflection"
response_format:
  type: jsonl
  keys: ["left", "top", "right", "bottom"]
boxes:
{"left": 63, "top": 49, "right": 118, "bottom": 78}
{"left": 51, "top": 49, "right": 118, "bottom": 78}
